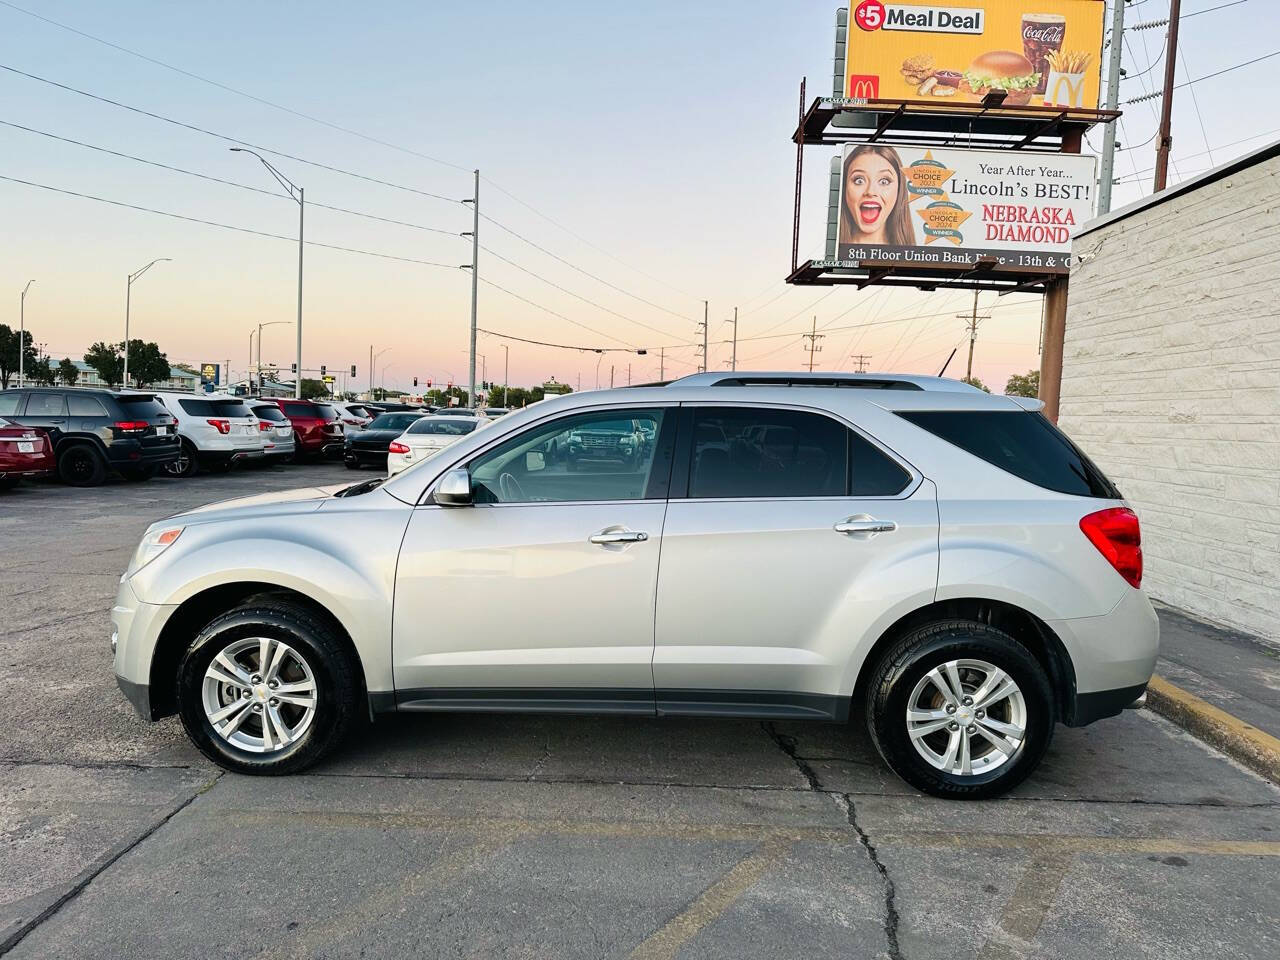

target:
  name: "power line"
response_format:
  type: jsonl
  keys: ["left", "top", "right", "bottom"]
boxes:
{"left": 0, "top": 172, "right": 462, "bottom": 268}
{"left": 0, "top": 117, "right": 467, "bottom": 238}
{"left": 0, "top": 62, "right": 463, "bottom": 205}
{"left": 1123, "top": 49, "right": 1280, "bottom": 104}
{"left": 477, "top": 328, "right": 656, "bottom": 354}
{"left": 476, "top": 278, "right": 642, "bottom": 349}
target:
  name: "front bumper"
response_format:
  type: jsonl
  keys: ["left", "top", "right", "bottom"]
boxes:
{"left": 111, "top": 576, "right": 177, "bottom": 721}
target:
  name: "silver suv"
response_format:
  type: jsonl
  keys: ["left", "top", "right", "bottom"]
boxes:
{"left": 112, "top": 373, "right": 1157, "bottom": 799}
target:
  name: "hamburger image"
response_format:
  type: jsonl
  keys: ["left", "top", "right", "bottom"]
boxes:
{"left": 962, "top": 51, "right": 1040, "bottom": 105}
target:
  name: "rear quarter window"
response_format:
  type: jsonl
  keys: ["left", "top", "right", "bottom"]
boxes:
{"left": 898, "top": 410, "right": 1120, "bottom": 498}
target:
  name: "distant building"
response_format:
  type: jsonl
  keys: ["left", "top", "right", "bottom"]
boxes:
{"left": 61, "top": 360, "right": 200, "bottom": 392}
{"left": 229, "top": 379, "right": 295, "bottom": 398}
{"left": 541, "top": 377, "right": 571, "bottom": 395}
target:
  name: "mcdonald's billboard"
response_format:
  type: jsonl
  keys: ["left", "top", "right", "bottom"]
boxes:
{"left": 834, "top": 143, "right": 1096, "bottom": 273}
{"left": 844, "top": 1, "right": 1105, "bottom": 110}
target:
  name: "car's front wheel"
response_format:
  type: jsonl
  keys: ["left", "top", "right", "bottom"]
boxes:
{"left": 176, "top": 598, "right": 361, "bottom": 775}
{"left": 864, "top": 620, "right": 1054, "bottom": 800}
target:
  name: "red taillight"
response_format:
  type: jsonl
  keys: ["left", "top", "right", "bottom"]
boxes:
{"left": 113, "top": 420, "right": 149, "bottom": 432}
{"left": 388, "top": 441, "right": 410, "bottom": 454}
{"left": 258, "top": 421, "right": 272, "bottom": 432}
{"left": 1080, "top": 507, "right": 1143, "bottom": 589}
{"left": 207, "top": 419, "right": 231, "bottom": 435}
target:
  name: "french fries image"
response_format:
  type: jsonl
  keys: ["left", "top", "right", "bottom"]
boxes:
{"left": 1045, "top": 50, "right": 1091, "bottom": 75}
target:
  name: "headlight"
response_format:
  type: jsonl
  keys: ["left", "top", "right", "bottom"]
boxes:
{"left": 127, "top": 526, "right": 184, "bottom": 577}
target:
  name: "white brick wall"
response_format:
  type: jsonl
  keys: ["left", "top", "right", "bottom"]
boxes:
{"left": 1059, "top": 156, "right": 1280, "bottom": 641}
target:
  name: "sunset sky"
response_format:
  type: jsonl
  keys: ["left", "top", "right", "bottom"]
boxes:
{"left": 2, "top": 0, "right": 1270, "bottom": 394}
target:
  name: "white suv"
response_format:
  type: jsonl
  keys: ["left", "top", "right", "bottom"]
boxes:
{"left": 150, "top": 392, "right": 266, "bottom": 477}
{"left": 111, "top": 373, "right": 1157, "bottom": 798}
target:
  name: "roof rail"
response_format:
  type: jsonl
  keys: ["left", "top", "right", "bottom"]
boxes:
{"left": 666, "top": 372, "right": 981, "bottom": 393}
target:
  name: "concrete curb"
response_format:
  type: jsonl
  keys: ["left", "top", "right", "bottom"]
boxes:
{"left": 1145, "top": 675, "right": 1280, "bottom": 783}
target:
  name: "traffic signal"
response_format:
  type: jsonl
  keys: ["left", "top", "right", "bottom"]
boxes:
{"left": 291, "top": 363, "right": 297, "bottom": 373}
{"left": 427, "top": 379, "right": 432, "bottom": 388}
{"left": 413, "top": 377, "right": 418, "bottom": 387}
{"left": 350, "top": 364, "right": 356, "bottom": 377}
{"left": 320, "top": 364, "right": 326, "bottom": 377}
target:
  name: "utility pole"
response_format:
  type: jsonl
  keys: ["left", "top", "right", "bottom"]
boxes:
{"left": 18, "top": 280, "right": 33, "bottom": 388}
{"left": 959, "top": 291, "right": 992, "bottom": 381}
{"left": 659, "top": 347, "right": 665, "bottom": 380}
{"left": 1153, "top": 0, "right": 1182, "bottom": 192}
{"left": 703, "top": 300, "right": 709, "bottom": 372}
{"left": 502, "top": 344, "right": 509, "bottom": 408}
{"left": 627, "top": 362, "right": 631, "bottom": 386}
{"left": 369, "top": 344, "right": 373, "bottom": 398}
{"left": 802, "top": 316, "right": 824, "bottom": 371}
{"left": 850, "top": 354, "right": 872, "bottom": 373}
{"left": 731, "top": 306, "right": 738, "bottom": 371}
{"left": 1098, "top": 0, "right": 1126, "bottom": 214}
{"left": 463, "top": 169, "right": 480, "bottom": 408}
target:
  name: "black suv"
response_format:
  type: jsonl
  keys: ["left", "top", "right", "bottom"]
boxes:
{"left": 0, "top": 387, "right": 180, "bottom": 486}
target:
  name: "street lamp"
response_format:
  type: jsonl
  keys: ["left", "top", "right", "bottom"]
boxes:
{"left": 381, "top": 363, "right": 394, "bottom": 397}
{"left": 249, "top": 321, "right": 292, "bottom": 394}
{"left": 231, "top": 148, "right": 304, "bottom": 399}
{"left": 18, "top": 280, "right": 33, "bottom": 388}
{"left": 594, "top": 351, "right": 605, "bottom": 390}
{"left": 370, "top": 346, "right": 391, "bottom": 399}
{"left": 123, "top": 259, "right": 171, "bottom": 387}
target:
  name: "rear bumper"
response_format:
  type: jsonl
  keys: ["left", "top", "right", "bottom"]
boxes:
{"left": 1048, "top": 587, "right": 1160, "bottom": 701}
{"left": 0, "top": 466, "right": 53, "bottom": 478}
{"left": 198, "top": 448, "right": 266, "bottom": 465}
{"left": 107, "top": 438, "right": 181, "bottom": 469}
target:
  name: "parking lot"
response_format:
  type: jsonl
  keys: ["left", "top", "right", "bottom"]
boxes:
{"left": 2, "top": 466, "right": 1278, "bottom": 960}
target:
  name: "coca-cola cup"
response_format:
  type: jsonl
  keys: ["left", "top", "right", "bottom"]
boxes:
{"left": 1022, "top": 13, "right": 1066, "bottom": 96}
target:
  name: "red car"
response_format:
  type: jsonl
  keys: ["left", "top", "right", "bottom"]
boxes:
{"left": 0, "top": 417, "right": 55, "bottom": 489}
{"left": 257, "top": 398, "right": 344, "bottom": 460}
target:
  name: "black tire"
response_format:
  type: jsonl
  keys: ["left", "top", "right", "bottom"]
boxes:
{"left": 291, "top": 433, "right": 306, "bottom": 463}
{"left": 163, "top": 440, "right": 199, "bottom": 478}
{"left": 864, "top": 620, "right": 1054, "bottom": 800}
{"left": 0, "top": 477, "right": 20, "bottom": 490}
{"left": 176, "top": 598, "right": 362, "bottom": 775}
{"left": 121, "top": 464, "right": 157, "bottom": 482}
{"left": 58, "top": 444, "right": 107, "bottom": 487}
{"left": 344, "top": 458, "right": 360, "bottom": 470}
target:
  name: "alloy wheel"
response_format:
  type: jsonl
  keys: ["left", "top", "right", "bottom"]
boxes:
{"left": 905, "top": 658, "right": 1027, "bottom": 777}
{"left": 201, "top": 637, "right": 318, "bottom": 754}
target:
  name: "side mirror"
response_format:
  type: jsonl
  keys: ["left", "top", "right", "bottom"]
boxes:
{"left": 525, "top": 450, "right": 546, "bottom": 472}
{"left": 435, "top": 468, "right": 472, "bottom": 506}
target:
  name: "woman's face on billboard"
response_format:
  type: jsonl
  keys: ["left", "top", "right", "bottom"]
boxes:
{"left": 845, "top": 155, "right": 898, "bottom": 235}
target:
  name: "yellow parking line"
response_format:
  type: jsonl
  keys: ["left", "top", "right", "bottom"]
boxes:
{"left": 875, "top": 833, "right": 1280, "bottom": 857}
{"left": 1146, "top": 674, "right": 1280, "bottom": 783}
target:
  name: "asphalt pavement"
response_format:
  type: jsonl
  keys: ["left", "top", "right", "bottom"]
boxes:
{"left": 2, "top": 464, "right": 1277, "bottom": 959}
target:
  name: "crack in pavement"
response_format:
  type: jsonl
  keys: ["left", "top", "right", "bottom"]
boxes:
{"left": 761, "top": 723, "right": 904, "bottom": 960}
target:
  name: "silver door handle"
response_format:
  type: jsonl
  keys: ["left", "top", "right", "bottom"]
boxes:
{"left": 589, "top": 530, "right": 649, "bottom": 545}
{"left": 834, "top": 518, "right": 897, "bottom": 535}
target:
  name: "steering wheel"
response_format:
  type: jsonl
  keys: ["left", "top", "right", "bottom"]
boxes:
{"left": 498, "top": 471, "right": 527, "bottom": 502}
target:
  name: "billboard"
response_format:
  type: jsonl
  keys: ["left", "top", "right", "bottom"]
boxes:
{"left": 834, "top": 143, "right": 1096, "bottom": 272}
{"left": 845, "top": 1, "right": 1105, "bottom": 109}
{"left": 199, "top": 362, "right": 220, "bottom": 386}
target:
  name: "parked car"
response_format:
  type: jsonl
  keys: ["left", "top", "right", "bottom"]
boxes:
{"left": 257, "top": 398, "right": 343, "bottom": 461}
{"left": 331, "top": 402, "right": 373, "bottom": 430}
{"left": 363, "top": 402, "right": 420, "bottom": 414}
{"left": 343, "top": 411, "right": 426, "bottom": 470}
{"left": 0, "top": 386, "right": 179, "bottom": 485}
{"left": 0, "top": 416, "right": 55, "bottom": 489}
{"left": 386, "top": 414, "right": 480, "bottom": 476}
{"left": 248, "top": 402, "right": 296, "bottom": 464}
{"left": 112, "top": 372, "right": 1157, "bottom": 798}
{"left": 565, "top": 417, "right": 645, "bottom": 470}
{"left": 483, "top": 407, "right": 510, "bottom": 419}
{"left": 149, "top": 392, "right": 265, "bottom": 477}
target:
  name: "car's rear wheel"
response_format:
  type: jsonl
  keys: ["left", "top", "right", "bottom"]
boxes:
{"left": 164, "top": 440, "right": 199, "bottom": 478}
{"left": 121, "top": 464, "right": 157, "bottom": 481}
{"left": 58, "top": 444, "right": 106, "bottom": 487}
{"left": 864, "top": 620, "right": 1054, "bottom": 800}
{"left": 0, "top": 477, "right": 20, "bottom": 490}
{"left": 176, "top": 599, "right": 361, "bottom": 775}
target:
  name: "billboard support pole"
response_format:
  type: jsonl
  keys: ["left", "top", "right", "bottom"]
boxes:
{"left": 1098, "top": 0, "right": 1126, "bottom": 214}
{"left": 1153, "top": 0, "right": 1182, "bottom": 192}
{"left": 1039, "top": 127, "right": 1081, "bottom": 424}
{"left": 792, "top": 77, "right": 805, "bottom": 275}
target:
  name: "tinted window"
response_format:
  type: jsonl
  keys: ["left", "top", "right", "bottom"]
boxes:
{"left": 212, "top": 399, "right": 249, "bottom": 417}
{"left": 179, "top": 398, "right": 216, "bottom": 417}
{"left": 370, "top": 413, "right": 422, "bottom": 431}
{"left": 689, "top": 408, "right": 847, "bottom": 499}
{"left": 24, "top": 393, "right": 67, "bottom": 417}
{"left": 68, "top": 394, "right": 109, "bottom": 416}
{"left": 116, "top": 395, "right": 168, "bottom": 418}
{"left": 345, "top": 405, "right": 371, "bottom": 418}
{"left": 0, "top": 392, "right": 22, "bottom": 416}
{"left": 470, "top": 408, "right": 669, "bottom": 504}
{"left": 252, "top": 405, "right": 287, "bottom": 423}
{"left": 314, "top": 404, "right": 337, "bottom": 421}
{"left": 850, "top": 431, "right": 911, "bottom": 496}
{"left": 282, "top": 402, "right": 317, "bottom": 417}
{"left": 898, "top": 410, "right": 1120, "bottom": 498}
{"left": 408, "top": 419, "right": 477, "bottom": 436}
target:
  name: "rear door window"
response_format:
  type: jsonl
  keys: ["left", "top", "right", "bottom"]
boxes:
{"left": 898, "top": 410, "right": 1120, "bottom": 498}
{"left": 0, "top": 392, "right": 23, "bottom": 416}
{"left": 24, "top": 392, "right": 67, "bottom": 417}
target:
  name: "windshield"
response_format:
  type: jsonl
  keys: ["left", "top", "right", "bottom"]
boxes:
{"left": 408, "top": 419, "right": 476, "bottom": 436}
{"left": 179, "top": 398, "right": 251, "bottom": 417}
{"left": 370, "top": 413, "right": 423, "bottom": 431}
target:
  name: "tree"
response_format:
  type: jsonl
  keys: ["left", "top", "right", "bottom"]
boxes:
{"left": 300, "top": 378, "right": 329, "bottom": 400}
{"left": 29, "top": 355, "right": 56, "bottom": 386}
{"left": 124, "top": 339, "right": 170, "bottom": 388}
{"left": 57, "top": 357, "right": 80, "bottom": 386}
{"left": 0, "top": 323, "right": 36, "bottom": 390}
{"left": 84, "top": 341, "right": 124, "bottom": 388}
{"left": 961, "top": 376, "right": 991, "bottom": 393}
{"left": 1004, "top": 369, "right": 1040, "bottom": 398}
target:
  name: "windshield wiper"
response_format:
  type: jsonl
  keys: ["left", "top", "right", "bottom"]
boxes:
{"left": 334, "top": 477, "right": 385, "bottom": 498}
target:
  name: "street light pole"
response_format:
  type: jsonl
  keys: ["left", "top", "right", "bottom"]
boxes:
{"left": 230, "top": 148, "right": 304, "bottom": 398}
{"left": 123, "top": 258, "right": 171, "bottom": 388}
{"left": 502, "top": 344, "right": 509, "bottom": 408}
{"left": 462, "top": 170, "right": 480, "bottom": 409}
{"left": 371, "top": 346, "right": 390, "bottom": 400}
{"left": 253, "top": 320, "right": 291, "bottom": 395}
{"left": 19, "top": 280, "right": 33, "bottom": 388}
